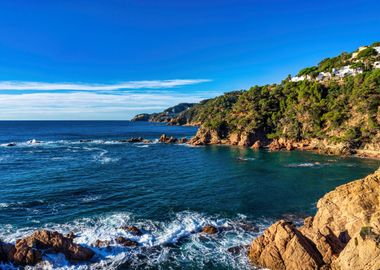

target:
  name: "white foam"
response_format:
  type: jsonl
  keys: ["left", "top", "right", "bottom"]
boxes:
{"left": 136, "top": 145, "right": 149, "bottom": 148}
{"left": 81, "top": 195, "right": 102, "bottom": 203}
{"left": 237, "top": 157, "right": 255, "bottom": 161}
{"left": 0, "top": 211, "right": 267, "bottom": 269}
{"left": 286, "top": 162, "right": 328, "bottom": 168}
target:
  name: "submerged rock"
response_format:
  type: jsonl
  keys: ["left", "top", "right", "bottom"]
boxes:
{"left": 179, "top": 137, "right": 188, "bottom": 143}
{"left": 6, "top": 143, "right": 16, "bottom": 147}
{"left": 251, "top": 140, "right": 261, "bottom": 150}
{"left": 227, "top": 245, "right": 248, "bottom": 254}
{"left": 115, "top": 237, "right": 138, "bottom": 247}
{"left": 121, "top": 226, "right": 143, "bottom": 236}
{"left": 127, "top": 137, "right": 144, "bottom": 143}
{"left": 93, "top": 239, "right": 110, "bottom": 248}
{"left": 201, "top": 225, "right": 218, "bottom": 234}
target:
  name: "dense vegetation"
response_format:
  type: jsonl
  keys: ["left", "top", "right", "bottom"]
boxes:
{"left": 136, "top": 42, "right": 380, "bottom": 147}
{"left": 181, "top": 69, "right": 379, "bottom": 146}
{"left": 171, "top": 43, "right": 380, "bottom": 147}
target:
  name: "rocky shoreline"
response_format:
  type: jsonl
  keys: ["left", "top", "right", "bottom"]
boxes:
{"left": 188, "top": 127, "right": 380, "bottom": 159}
{"left": 1, "top": 133, "right": 379, "bottom": 269}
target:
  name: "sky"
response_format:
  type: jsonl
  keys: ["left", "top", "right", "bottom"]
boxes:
{"left": 0, "top": 0, "right": 379, "bottom": 120}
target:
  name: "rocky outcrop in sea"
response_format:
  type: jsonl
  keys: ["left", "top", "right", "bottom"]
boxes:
{"left": 187, "top": 127, "right": 380, "bottom": 159}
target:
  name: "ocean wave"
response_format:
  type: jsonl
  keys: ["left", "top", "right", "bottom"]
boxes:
{"left": 285, "top": 162, "right": 329, "bottom": 168}
{"left": 81, "top": 195, "right": 102, "bottom": 203}
{"left": 0, "top": 211, "right": 268, "bottom": 269}
{"left": 0, "top": 200, "right": 45, "bottom": 209}
{"left": 136, "top": 145, "right": 149, "bottom": 148}
{"left": 237, "top": 157, "right": 255, "bottom": 161}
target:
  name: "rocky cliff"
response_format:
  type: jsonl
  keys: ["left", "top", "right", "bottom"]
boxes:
{"left": 131, "top": 103, "right": 196, "bottom": 124}
{"left": 248, "top": 167, "right": 380, "bottom": 270}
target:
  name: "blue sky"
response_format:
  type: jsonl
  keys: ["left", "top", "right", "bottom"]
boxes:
{"left": 0, "top": 0, "right": 379, "bottom": 119}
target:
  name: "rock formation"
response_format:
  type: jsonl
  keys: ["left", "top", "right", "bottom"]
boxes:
{"left": 0, "top": 230, "right": 94, "bottom": 266}
{"left": 248, "top": 168, "right": 380, "bottom": 270}
{"left": 201, "top": 225, "right": 218, "bottom": 234}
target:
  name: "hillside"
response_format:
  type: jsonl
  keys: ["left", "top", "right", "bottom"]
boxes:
{"left": 131, "top": 103, "right": 196, "bottom": 123}
{"left": 133, "top": 42, "right": 380, "bottom": 157}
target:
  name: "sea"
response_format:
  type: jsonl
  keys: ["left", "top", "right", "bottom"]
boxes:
{"left": 0, "top": 121, "right": 378, "bottom": 269}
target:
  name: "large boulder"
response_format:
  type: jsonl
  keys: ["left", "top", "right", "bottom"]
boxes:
{"left": 248, "top": 220, "right": 324, "bottom": 270}
{"left": 248, "top": 168, "right": 380, "bottom": 270}
{"left": 201, "top": 225, "right": 218, "bottom": 235}
{"left": 14, "top": 230, "right": 94, "bottom": 263}
{"left": 188, "top": 128, "right": 221, "bottom": 145}
{"left": 311, "top": 168, "right": 380, "bottom": 239}
{"left": 13, "top": 239, "right": 42, "bottom": 265}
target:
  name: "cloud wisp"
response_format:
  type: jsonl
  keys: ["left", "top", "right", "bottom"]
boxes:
{"left": 0, "top": 79, "right": 211, "bottom": 91}
{"left": 0, "top": 91, "right": 218, "bottom": 120}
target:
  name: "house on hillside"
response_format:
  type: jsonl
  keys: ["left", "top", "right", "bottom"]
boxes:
{"left": 316, "top": 72, "right": 332, "bottom": 82}
{"left": 374, "top": 46, "right": 380, "bottom": 54}
{"left": 374, "top": 61, "right": 380, "bottom": 69}
{"left": 332, "top": 66, "right": 363, "bottom": 78}
{"left": 290, "top": 75, "right": 312, "bottom": 82}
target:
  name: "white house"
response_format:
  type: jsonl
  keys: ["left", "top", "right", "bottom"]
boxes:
{"left": 374, "top": 61, "right": 380, "bottom": 69}
{"left": 316, "top": 72, "right": 332, "bottom": 81}
{"left": 374, "top": 46, "right": 380, "bottom": 54}
{"left": 332, "top": 66, "right": 363, "bottom": 78}
{"left": 290, "top": 75, "right": 312, "bottom": 82}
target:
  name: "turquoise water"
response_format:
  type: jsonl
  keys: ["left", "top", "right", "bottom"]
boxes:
{"left": 0, "top": 121, "right": 378, "bottom": 269}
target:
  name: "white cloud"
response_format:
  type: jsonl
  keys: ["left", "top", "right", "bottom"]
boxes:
{"left": 0, "top": 91, "right": 217, "bottom": 120}
{"left": 0, "top": 79, "right": 211, "bottom": 91}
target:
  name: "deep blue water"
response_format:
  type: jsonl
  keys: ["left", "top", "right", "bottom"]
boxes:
{"left": 0, "top": 121, "right": 378, "bottom": 269}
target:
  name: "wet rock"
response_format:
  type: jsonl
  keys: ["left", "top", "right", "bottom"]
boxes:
{"left": 142, "top": 139, "right": 152, "bottom": 144}
{"left": 115, "top": 236, "right": 138, "bottom": 247}
{"left": 159, "top": 134, "right": 178, "bottom": 143}
{"left": 93, "top": 239, "right": 110, "bottom": 248}
{"left": 167, "top": 136, "right": 178, "bottom": 143}
{"left": 13, "top": 240, "right": 42, "bottom": 266}
{"left": 201, "top": 225, "right": 218, "bottom": 234}
{"left": 286, "top": 142, "right": 294, "bottom": 151}
{"left": 15, "top": 230, "right": 94, "bottom": 262}
{"left": 251, "top": 140, "right": 261, "bottom": 150}
{"left": 79, "top": 139, "right": 92, "bottom": 143}
{"left": 179, "top": 137, "right": 188, "bottom": 143}
{"left": 121, "top": 226, "right": 143, "bottom": 236}
{"left": 227, "top": 245, "right": 248, "bottom": 254}
{"left": 127, "top": 137, "right": 144, "bottom": 143}
{"left": 268, "top": 139, "right": 282, "bottom": 151}
{"left": 0, "top": 242, "right": 16, "bottom": 263}
{"left": 65, "top": 232, "right": 76, "bottom": 240}
{"left": 6, "top": 143, "right": 16, "bottom": 147}
{"left": 159, "top": 134, "right": 168, "bottom": 142}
